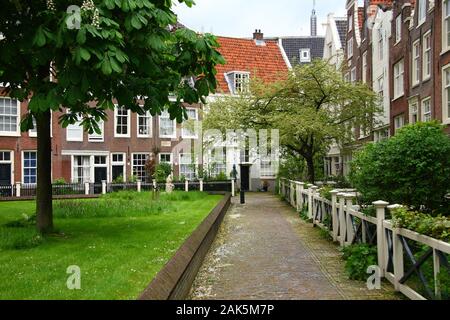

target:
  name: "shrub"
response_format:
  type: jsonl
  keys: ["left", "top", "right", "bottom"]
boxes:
{"left": 154, "top": 163, "right": 172, "bottom": 183}
{"left": 214, "top": 172, "right": 228, "bottom": 181}
{"left": 52, "top": 178, "right": 67, "bottom": 185}
{"left": 349, "top": 122, "right": 450, "bottom": 213}
{"left": 112, "top": 175, "right": 124, "bottom": 184}
{"left": 319, "top": 185, "right": 334, "bottom": 201}
{"left": 392, "top": 207, "right": 450, "bottom": 242}
{"left": 342, "top": 244, "right": 378, "bottom": 281}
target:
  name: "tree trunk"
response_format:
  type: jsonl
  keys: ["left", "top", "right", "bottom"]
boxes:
{"left": 36, "top": 110, "right": 53, "bottom": 233}
{"left": 306, "top": 156, "right": 315, "bottom": 184}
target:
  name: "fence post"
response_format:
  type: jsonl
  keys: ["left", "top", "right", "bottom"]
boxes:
{"left": 199, "top": 179, "right": 204, "bottom": 192}
{"left": 231, "top": 179, "right": 235, "bottom": 197}
{"left": 185, "top": 179, "right": 189, "bottom": 192}
{"left": 433, "top": 249, "right": 442, "bottom": 299}
{"left": 373, "top": 200, "right": 389, "bottom": 277}
{"left": 344, "top": 194, "right": 355, "bottom": 245}
{"left": 308, "top": 186, "right": 317, "bottom": 220}
{"left": 296, "top": 182, "right": 304, "bottom": 212}
{"left": 102, "top": 180, "right": 106, "bottom": 195}
{"left": 137, "top": 180, "right": 141, "bottom": 193}
{"left": 290, "top": 181, "right": 295, "bottom": 207}
{"left": 338, "top": 193, "right": 346, "bottom": 246}
{"left": 152, "top": 179, "right": 157, "bottom": 192}
{"left": 330, "top": 190, "right": 339, "bottom": 242}
{"left": 84, "top": 182, "right": 90, "bottom": 195}
{"left": 15, "top": 182, "right": 21, "bottom": 198}
{"left": 278, "top": 179, "right": 281, "bottom": 195}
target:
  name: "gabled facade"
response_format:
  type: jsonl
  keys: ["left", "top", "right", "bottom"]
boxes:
{"left": 206, "top": 32, "right": 290, "bottom": 191}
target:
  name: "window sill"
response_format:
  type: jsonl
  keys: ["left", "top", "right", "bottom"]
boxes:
{"left": 440, "top": 48, "right": 450, "bottom": 56}
{"left": 416, "top": 20, "right": 426, "bottom": 29}
{"left": 114, "top": 135, "right": 131, "bottom": 139}
{"left": 422, "top": 75, "right": 431, "bottom": 83}
{"left": 411, "top": 82, "right": 420, "bottom": 89}
{"left": 66, "top": 139, "right": 84, "bottom": 142}
{"left": 0, "top": 132, "right": 21, "bottom": 137}
{"left": 392, "top": 94, "right": 405, "bottom": 102}
{"left": 160, "top": 135, "right": 176, "bottom": 139}
{"left": 394, "top": 40, "right": 401, "bottom": 46}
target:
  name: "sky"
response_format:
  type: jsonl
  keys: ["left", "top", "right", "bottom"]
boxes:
{"left": 173, "top": 0, "right": 348, "bottom": 38}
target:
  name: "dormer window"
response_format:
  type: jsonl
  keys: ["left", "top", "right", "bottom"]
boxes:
{"left": 300, "top": 49, "right": 311, "bottom": 63}
{"left": 226, "top": 71, "right": 250, "bottom": 94}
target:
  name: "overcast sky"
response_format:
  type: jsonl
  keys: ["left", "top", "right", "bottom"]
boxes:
{"left": 173, "top": 0, "right": 347, "bottom": 38}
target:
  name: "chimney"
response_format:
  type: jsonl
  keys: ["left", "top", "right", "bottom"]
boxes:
{"left": 253, "top": 29, "right": 264, "bottom": 40}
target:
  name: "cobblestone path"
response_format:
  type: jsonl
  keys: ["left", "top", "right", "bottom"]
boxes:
{"left": 189, "top": 193, "right": 403, "bottom": 300}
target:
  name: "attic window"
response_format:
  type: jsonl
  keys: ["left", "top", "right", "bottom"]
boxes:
{"left": 300, "top": 49, "right": 311, "bottom": 63}
{"left": 226, "top": 72, "right": 250, "bottom": 94}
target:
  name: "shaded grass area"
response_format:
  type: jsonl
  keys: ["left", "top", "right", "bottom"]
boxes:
{"left": 0, "top": 191, "right": 222, "bottom": 300}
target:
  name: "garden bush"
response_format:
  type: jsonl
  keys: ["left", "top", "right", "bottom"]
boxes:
{"left": 342, "top": 244, "right": 378, "bottom": 281}
{"left": 349, "top": 122, "right": 450, "bottom": 213}
{"left": 1, "top": 215, "right": 43, "bottom": 250}
{"left": 154, "top": 163, "right": 172, "bottom": 183}
{"left": 392, "top": 207, "right": 450, "bottom": 242}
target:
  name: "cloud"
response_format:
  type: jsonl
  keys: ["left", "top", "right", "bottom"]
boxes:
{"left": 173, "top": 0, "right": 347, "bottom": 38}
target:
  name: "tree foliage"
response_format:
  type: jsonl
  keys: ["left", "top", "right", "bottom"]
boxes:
{"left": 0, "top": 0, "right": 224, "bottom": 232}
{"left": 349, "top": 122, "right": 450, "bottom": 213}
{"left": 203, "top": 59, "right": 380, "bottom": 182}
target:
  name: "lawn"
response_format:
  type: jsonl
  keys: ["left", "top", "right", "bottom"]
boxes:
{"left": 0, "top": 191, "right": 223, "bottom": 300}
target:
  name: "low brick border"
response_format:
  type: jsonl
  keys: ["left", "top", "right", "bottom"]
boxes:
{"left": 138, "top": 192, "right": 232, "bottom": 300}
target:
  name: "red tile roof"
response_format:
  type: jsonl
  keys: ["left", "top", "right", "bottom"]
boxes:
{"left": 215, "top": 36, "right": 289, "bottom": 94}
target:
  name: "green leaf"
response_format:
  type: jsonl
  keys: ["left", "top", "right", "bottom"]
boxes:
{"left": 79, "top": 48, "right": 91, "bottom": 61}
{"left": 77, "top": 28, "right": 87, "bottom": 45}
{"left": 33, "top": 27, "right": 46, "bottom": 47}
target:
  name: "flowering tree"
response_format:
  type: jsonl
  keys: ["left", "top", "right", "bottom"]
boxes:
{"left": 0, "top": 0, "right": 224, "bottom": 232}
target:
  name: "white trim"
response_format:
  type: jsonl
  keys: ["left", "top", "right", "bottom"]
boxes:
{"left": 111, "top": 152, "right": 127, "bottom": 183}
{"left": 0, "top": 97, "right": 20, "bottom": 137}
{"left": 278, "top": 39, "right": 292, "bottom": 70}
{"left": 66, "top": 110, "right": 83, "bottom": 142}
{"left": 442, "top": 0, "right": 450, "bottom": 54}
{"left": 114, "top": 105, "right": 131, "bottom": 138}
{"left": 421, "top": 96, "right": 432, "bottom": 122}
{"left": 0, "top": 150, "right": 14, "bottom": 184}
{"left": 411, "top": 39, "right": 421, "bottom": 87}
{"left": 181, "top": 107, "right": 198, "bottom": 139}
{"left": 21, "top": 150, "right": 37, "bottom": 184}
{"left": 422, "top": 30, "right": 432, "bottom": 81}
{"left": 62, "top": 150, "right": 110, "bottom": 156}
{"left": 417, "top": 0, "right": 427, "bottom": 27}
{"left": 137, "top": 110, "right": 152, "bottom": 138}
{"left": 393, "top": 59, "right": 405, "bottom": 99}
{"left": 159, "top": 110, "right": 177, "bottom": 139}
{"left": 442, "top": 63, "right": 450, "bottom": 124}
{"left": 131, "top": 152, "right": 151, "bottom": 182}
{"left": 88, "top": 120, "right": 104, "bottom": 142}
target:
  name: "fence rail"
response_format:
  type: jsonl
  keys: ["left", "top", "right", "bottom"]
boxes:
{"left": 279, "top": 178, "right": 450, "bottom": 300}
{"left": 0, "top": 179, "right": 236, "bottom": 200}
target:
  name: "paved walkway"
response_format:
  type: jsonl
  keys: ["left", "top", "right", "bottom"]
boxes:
{"left": 189, "top": 193, "right": 402, "bottom": 300}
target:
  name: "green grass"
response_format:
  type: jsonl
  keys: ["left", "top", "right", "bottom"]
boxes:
{"left": 0, "top": 191, "right": 222, "bottom": 300}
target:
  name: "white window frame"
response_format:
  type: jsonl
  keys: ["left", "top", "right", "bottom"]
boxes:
{"left": 300, "top": 48, "right": 311, "bottom": 63}
{"left": 417, "top": 0, "right": 427, "bottom": 26}
{"left": 444, "top": 0, "right": 450, "bottom": 53}
{"left": 442, "top": 64, "right": 450, "bottom": 124}
{"left": 378, "top": 29, "right": 384, "bottom": 60}
{"left": 66, "top": 110, "right": 83, "bottom": 142}
{"left": 233, "top": 72, "right": 250, "bottom": 94}
{"left": 114, "top": 106, "right": 131, "bottom": 138}
{"left": 0, "top": 97, "right": 20, "bottom": 137}
{"left": 394, "top": 114, "right": 405, "bottom": 132}
{"left": 182, "top": 108, "right": 198, "bottom": 139}
{"left": 421, "top": 97, "right": 432, "bottom": 122}
{"left": 362, "top": 52, "right": 367, "bottom": 84}
{"left": 395, "top": 15, "right": 402, "bottom": 44}
{"left": 71, "top": 155, "right": 92, "bottom": 183}
{"left": 393, "top": 60, "right": 405, "bottom": 99}
{"left": 131, "top": 153, "right": 150, "bottom": 182}
{"left": 179, "top": 153, "right": 197, "bottom": 180}
{"left": 349, "top": 14, "right": 353, "bottom": 31}
{"left": 423, "top": 31, "right": 432, "bottom": 81}
{"left": 137, "top": 110, "right": 152, "bottom": 138}
{"left": 111, "top": 152, "right": 126, "bottom": 182}
{"left": 0, "top": 150, "right": 14, "bottom": 185}
{"left": 412, "top": 40, "right": 421, "bottom": 87}
{"left": 22, "top": 150, "right": 37, "bottom": 184}
{"left": 88, "top": 120, "right": 104, "bottom": 142}
{"left": 350, "top": 67, "right": 357, "bottom": 83}
{"left": 347, "top": 38, "right": 353, "bottom": 59}
{"left": 409, "top": 99, "right": 420, "bottom": 124}
{"left": 159, "top": 110, "right": 177, "bottom": 139}
{"left": 159, "top": 153, "right": 173, "bottom": 165}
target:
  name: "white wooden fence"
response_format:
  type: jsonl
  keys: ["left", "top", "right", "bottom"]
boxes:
{"left": 279, "top": 178, "right": 450, "bottom": 300}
